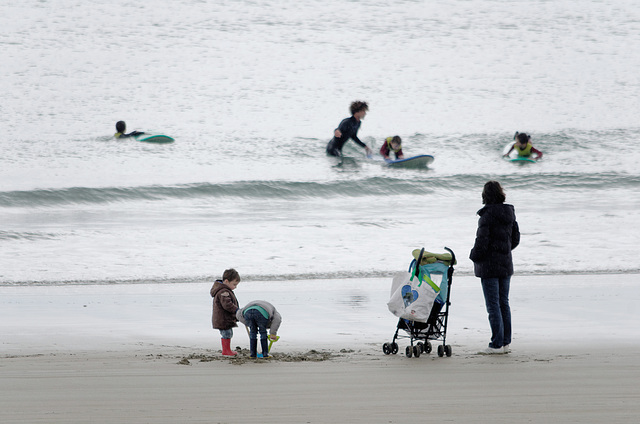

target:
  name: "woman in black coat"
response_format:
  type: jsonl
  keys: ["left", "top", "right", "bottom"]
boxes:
{"left": 469, "top": 181, "right": 520, "bottom": 354}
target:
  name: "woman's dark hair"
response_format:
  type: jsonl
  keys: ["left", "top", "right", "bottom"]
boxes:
{"left": 482, "top": 180, "right": 506, "bottom": 205}
{"left": 349, "top": 101, "right": 369, "bottom": 115}
{"left": 222, "top": 268, "right": 240, "bottom": 282}
{"left": 116, "top": 121, "right": 126, "bottom": 132}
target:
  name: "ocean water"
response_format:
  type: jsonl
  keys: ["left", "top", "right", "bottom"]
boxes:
{"left": 1, "top": 0, "right": 639, "bottom": 285}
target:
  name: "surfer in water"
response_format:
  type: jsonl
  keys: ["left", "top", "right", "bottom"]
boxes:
{"left": 504, "top": 132, "right": 543, "bottom": 159}
{"left": 326, "top": 101, "right": 372, "bottom": 157}
{"left": 380, "top": 136, "right": 404, "bottom": 160}
{"left": 114, "top": 121, "right": 145, "bottom": 139}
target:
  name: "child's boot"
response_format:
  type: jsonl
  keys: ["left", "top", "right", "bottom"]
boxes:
{"left": 249, "top": 339, "right": 258, "bottom": 358}
{"left": 260, "top": 337, "right": 270, "bottom": 358}
{"left": 221, "top": 338, "right": 237, "bottom": 356}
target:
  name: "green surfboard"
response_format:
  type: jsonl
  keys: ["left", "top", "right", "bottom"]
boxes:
{"left": 507, "top": 156, "right": 537, "bottom": 163}
{"left": 135, "top": 134, "right": 174, "bottom": 143}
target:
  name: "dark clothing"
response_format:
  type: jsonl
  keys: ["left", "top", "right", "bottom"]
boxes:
{"left": 114, "top": 131, "right": 144, "bottom": 139}
{"left": 210, "top": 280, "right": 239, "bottom": 330}
{"left": 326, "top": 116, "right": 366, "bottom": 157}
{"left": 471, "top": 202, "right": 519, "bottom": 350}
{"left": 481, "top": 276, "right": 512, "bottom": 348}
{"left": 236, "top": 301, "right": 282, "bottom": 336}
{"left": 244, "top": 309, "right": 269, "bottom": 357}
{"left": 469, "top": 203, "right": 520, "bottom": 278}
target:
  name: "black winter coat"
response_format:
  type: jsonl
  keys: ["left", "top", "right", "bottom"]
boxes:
{"left": 469, "top": 203, "right": 520, "bottom": 278}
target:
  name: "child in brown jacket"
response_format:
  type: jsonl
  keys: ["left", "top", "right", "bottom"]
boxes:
{"left": 210, "top": 268, "right": 241, "bottom": 356}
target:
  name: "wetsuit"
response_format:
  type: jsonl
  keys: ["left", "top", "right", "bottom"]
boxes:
{"left": 326, "top": 116, "right": 366, "bottom": 157}
{"left": 114, "top": 131, "right": 145, "bottom": 139}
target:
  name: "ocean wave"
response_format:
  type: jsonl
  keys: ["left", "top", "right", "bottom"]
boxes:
{"left": 1, "top": 172, "right": 639, "bottom": 208}
{"left": 0, "top": 230, "right": 60, "bottom": 241}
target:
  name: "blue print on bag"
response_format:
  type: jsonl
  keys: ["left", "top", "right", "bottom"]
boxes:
{"left": 401, "top": 284, "right": 419, "bottom": 307}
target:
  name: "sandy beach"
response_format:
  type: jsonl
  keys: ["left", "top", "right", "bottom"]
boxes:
{"left": 2, "top": 274, "right": 640, "bottom": 423}
{"left": 2, "top": 345, "right": 640, "bottom": 424}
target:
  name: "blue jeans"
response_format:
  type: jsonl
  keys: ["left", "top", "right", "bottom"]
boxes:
{"left": 219, "top": 328, "right": 233, "bottom": 339}
{"left": 244, "top": 309, "right": 268, "bottom": 341}
{"left": 481, "top": 276, "right": 512, "bottom": 349}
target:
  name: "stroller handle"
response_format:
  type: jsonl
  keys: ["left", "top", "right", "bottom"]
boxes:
{"left": 444, "top": 246, "right": 456, "bottom": 264}
{"left": 411, "top": 248, "right": 426, "bottom": 280}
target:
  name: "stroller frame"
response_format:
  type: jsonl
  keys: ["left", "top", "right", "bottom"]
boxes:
{"left": 383, "top": 247, "right": 456, "bottom": 358}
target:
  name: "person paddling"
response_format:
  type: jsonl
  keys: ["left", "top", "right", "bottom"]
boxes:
{"left": 114, "top": 121, "right": 145, "bottom": 139}
{"left": 504, "top": 132, "right": 543, "bottom": 159}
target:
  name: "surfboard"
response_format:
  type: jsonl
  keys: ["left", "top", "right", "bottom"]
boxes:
{"left": 134, "top": 134, "right": 174, "bottom": 143}
{"left": 385, "top": 155, "right": 434, "bottom": 168}
{"left": 508, "top": 156, "right": 537, "bottom": 163}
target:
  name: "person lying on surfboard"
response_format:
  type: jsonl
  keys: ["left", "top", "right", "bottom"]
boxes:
{"left": 503, "top": 132, "right": 543, "bottom": 160}
{"left": 114, "top": 121, "right": 145, "bottom": 139}
{"left": 380, "top": 136, "right": 405, "bottom": 160}
{"left": 326, "top": 101, "right": 372, "bottom": 157}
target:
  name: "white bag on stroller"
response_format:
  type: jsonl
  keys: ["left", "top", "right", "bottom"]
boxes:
{"left": 387, "top": 271, "right": 439, "bottom": 322}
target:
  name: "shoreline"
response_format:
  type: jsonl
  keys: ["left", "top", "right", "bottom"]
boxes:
{"left": 2, "top": 274, "right": 640, "bottom": 356}
{"left": 3, "top": 269, "right": 640, "bottom": 287}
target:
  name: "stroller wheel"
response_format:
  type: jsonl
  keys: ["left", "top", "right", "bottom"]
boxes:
{"left": 405, "top": 346, "right": 413, "bottom": 358}
{"left": 445, "top": 345, "right": 452, "bottom": 357}
{"left": 437, "top": 344, "right": 445, "bottom": 357}
{"left": 413, "top": 345, "right": 421, "bottom": 358}
{"left": 425, "top": 342, "right": 432, "bottom": 354}
{"left": 416, "top": 342, "right": 425, "bottom": 353}
{"left": 382, "top": 343, "right": 391, "bottom": 355}
{"left": 391, "top": 343, "right": 399, "bottom": 354}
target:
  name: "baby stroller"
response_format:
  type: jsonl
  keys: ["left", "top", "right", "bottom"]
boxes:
{"left": 383, "top": 247, "right": 456, "bottom": 358}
